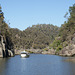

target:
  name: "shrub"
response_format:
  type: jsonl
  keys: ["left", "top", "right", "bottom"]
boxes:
{"left": 56, "top": 45, "right": 63, "bottom": 52}
{"left": 33, "top": 44, "right": 46, "bottom": 49}
{"left": 43, "top": 48, "right": 48, "bottom": 51}
{"left": 49, "top": 37, "right": 62, "bottom": 50}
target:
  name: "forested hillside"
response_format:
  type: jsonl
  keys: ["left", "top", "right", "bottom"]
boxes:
{"left": 50, "top": 4, "right": 75, "bottom": 55}
{"left": 10, "top": 24, "right": 59, "bottom": 49}
{"left": 0, "top": 3, "right": 75, "bottom": 56}
{"left": 0, "top": 6, "right": 13, "bottom": 50}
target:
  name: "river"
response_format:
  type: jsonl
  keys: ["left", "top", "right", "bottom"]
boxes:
{"left": 0, "top": 54, "right": 75, "bottom": 75}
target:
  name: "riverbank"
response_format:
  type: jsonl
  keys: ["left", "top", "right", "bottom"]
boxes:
{"left": 14, "top": 48, "right": 75, "bottom": 63}
{"left": 15, "top": 48, "right": 56, "bottom": 55}
{"left": 15, "top": 44, "right": 75, "bottom": 57}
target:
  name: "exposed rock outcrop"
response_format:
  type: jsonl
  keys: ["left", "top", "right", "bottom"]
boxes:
{"left": 42, "top": 49, "right": 55, "bottom": 55}
{"left": 59, "top": 44, "right": 75, "bottom": 56}
{"left": 15, "top": 49, "right": 43, "bottom": 55}
{"left": 0, "top": 44, "right": 3, "bottom": 57}
{"left": 0, "top": 35, "right": 14, "bottom": 58}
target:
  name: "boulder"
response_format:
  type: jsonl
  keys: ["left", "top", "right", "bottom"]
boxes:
{"left": 8, "top": 50, "right": 14, "bottom": 57}
{"left": 59, "top": 44, "right": 75, "bottom": 56}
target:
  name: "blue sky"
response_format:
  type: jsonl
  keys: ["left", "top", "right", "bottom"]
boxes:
{"left": 0, "top": 0, "right": 75, "bottom": 30}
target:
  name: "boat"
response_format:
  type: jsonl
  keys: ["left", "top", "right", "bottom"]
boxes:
{"left": 20, "top": 51, "right": 29, "bottom": 58}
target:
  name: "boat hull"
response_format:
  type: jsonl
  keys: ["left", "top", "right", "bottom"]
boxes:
{"left": 20, "top": 53, "right": 29, "bottom": 58}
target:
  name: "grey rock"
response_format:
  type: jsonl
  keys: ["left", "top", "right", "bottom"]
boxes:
{"left": 8, "top": 50, "right": 14, "bottom": 57}
{"left": 0, "top": 35, "right": 14, "bottom": 58}
{"left": 59, "top": 44, "right": 75, "bottom": 56}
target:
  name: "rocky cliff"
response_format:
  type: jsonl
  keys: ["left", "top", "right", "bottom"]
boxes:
{"left": 0, "top": 35, "right": 14, "bottom": 58}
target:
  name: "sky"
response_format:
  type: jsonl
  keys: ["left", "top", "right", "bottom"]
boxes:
{"left": 0, "top": 0, "right": 75, "bottom": 30}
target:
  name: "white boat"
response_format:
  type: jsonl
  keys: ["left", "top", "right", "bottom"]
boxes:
{"left": 20, "top": 51, "right": 29, "bottom": 58}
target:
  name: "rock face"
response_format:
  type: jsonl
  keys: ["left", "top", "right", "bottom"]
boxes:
{"left": 42, "top": 49, "right": 55, "bottom": 55}
{"left": 0, "top": 35, "right": 4, "bottom": 57}
{"left": 0, "top": 35, "right": 14, "bottom": 58}
{"left": 15, "top": 49, "right": 43, "bottom": 55}
{"left": 8, "top": 50, "right": 14, "bottom": 57}
{"left": 59, "top": 44, "right": 75, "bottom": 56}
{"left": 0, "top": 44, "right": 3, "bottom": 57}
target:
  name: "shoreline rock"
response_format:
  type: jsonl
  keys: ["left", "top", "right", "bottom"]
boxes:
{"left": 59, "top": 44, "right": 75, "bottom": 57}
{"left": 15, "top": 44, "right": 75, "bottom": 57}
{"left": 0, "top": 35, "right": 14, "bottom": 58}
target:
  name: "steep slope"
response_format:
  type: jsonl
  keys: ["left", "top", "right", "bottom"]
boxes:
{"left": 50, "top": 4, "right": 75, "bottom": 56}
{"left": 0, "top": 6, "right": 14, "bottom": 57}
{"left": 10, "top": 24, "right": 59, "bottom": 49}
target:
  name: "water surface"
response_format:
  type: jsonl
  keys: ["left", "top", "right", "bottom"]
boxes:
{"left": 0, "top": 54, "right": 75, "bottom": 75}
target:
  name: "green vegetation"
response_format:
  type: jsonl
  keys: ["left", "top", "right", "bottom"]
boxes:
{"left": 43, "top": 48, "right": 48, "bottom": 51}
{"left": 49, "top": 4, "right": 75, "bottom": 52}
{"left": 10, "top": 24, "right": 59, "bottom": 49}
{"left": 60, "top": 4, "right": 75, "bottom": 41}
{"left": 0, "top": 3, "right": 75, "bottom": 53}
{"left": 50, "top": 37, "right": 63, "bottom": 51}
{"left": 0, "top": 5, "right": 13, "bottom": 50}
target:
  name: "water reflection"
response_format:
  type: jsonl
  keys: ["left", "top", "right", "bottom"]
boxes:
{"left": 0, "top": 54, "right": 75, "bottom": 75}
{"left": 20, "top": 58, "right": 27, "bottom": 73}
{"left": 0, "top": 58, "right": 10, "bottom": 75}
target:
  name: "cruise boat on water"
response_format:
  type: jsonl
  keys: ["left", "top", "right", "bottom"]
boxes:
{"left": 20, "top": 51, "right": 29, "bottom": 58}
